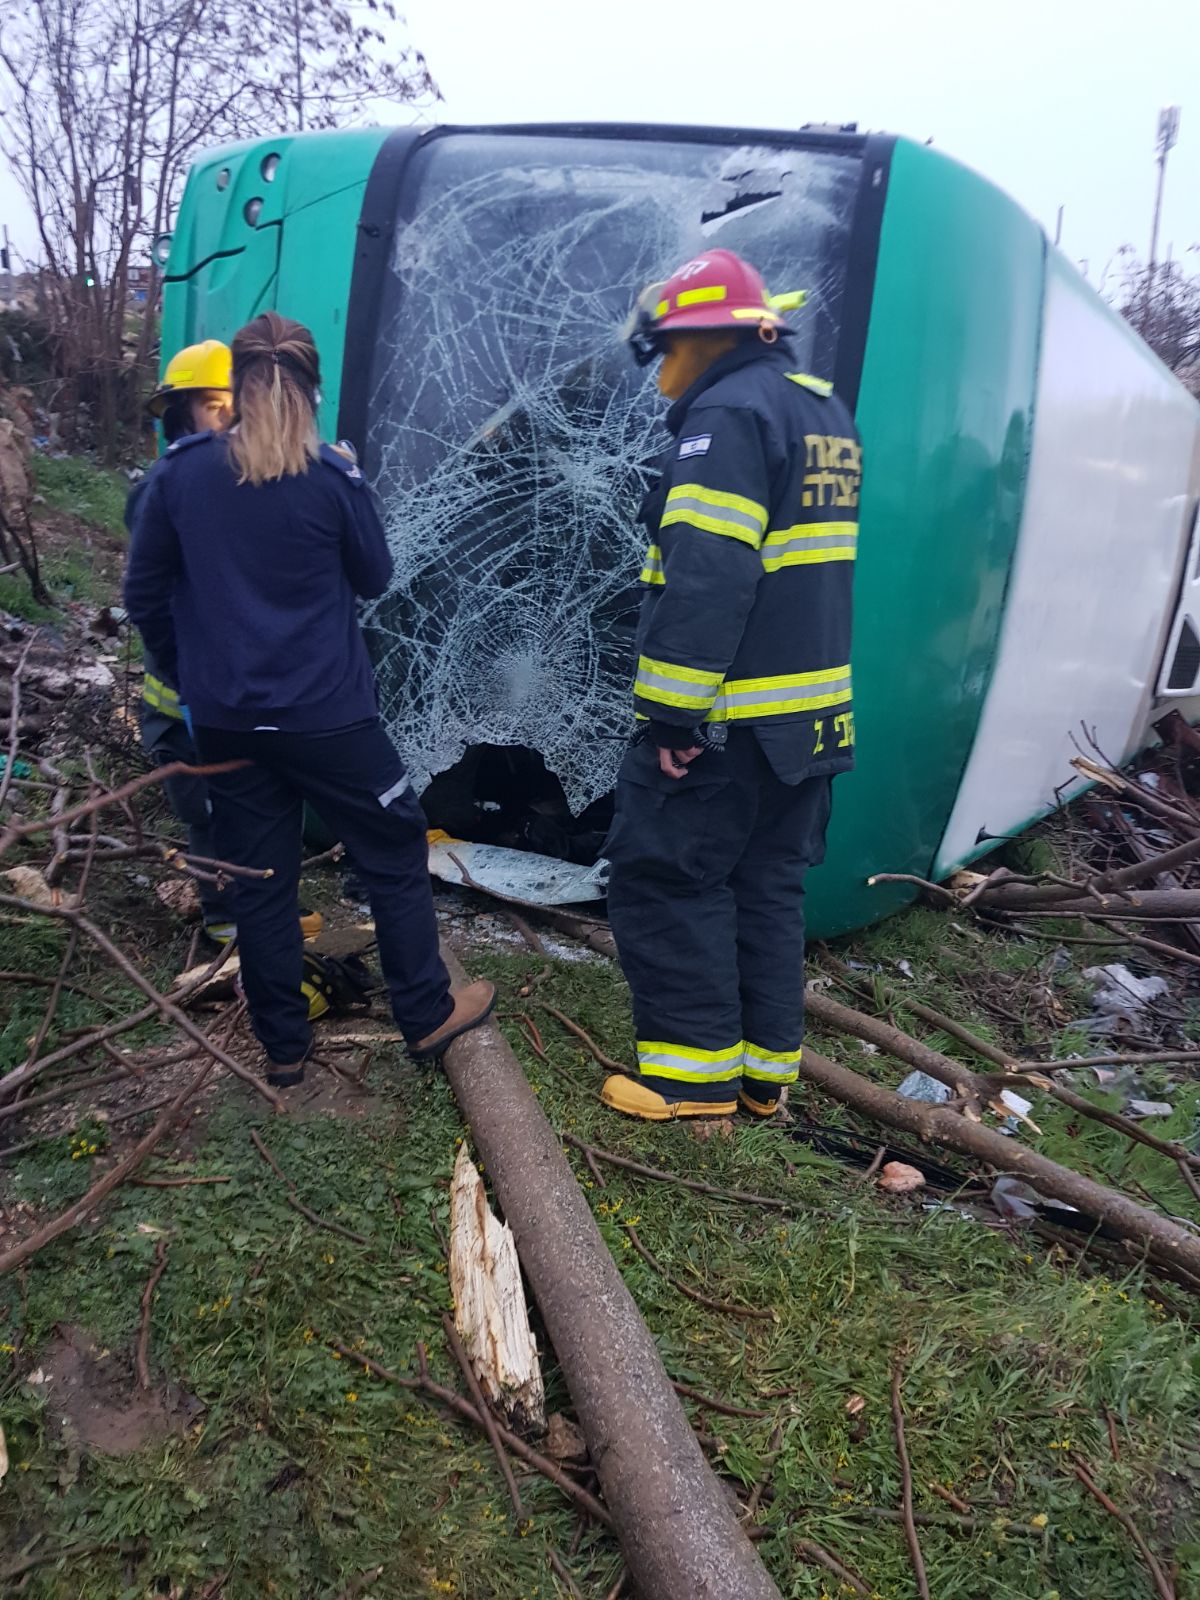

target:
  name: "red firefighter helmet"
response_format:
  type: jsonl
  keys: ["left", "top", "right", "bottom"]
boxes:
{"left": 624, "top": 248, "right": 799, "bottom": 366}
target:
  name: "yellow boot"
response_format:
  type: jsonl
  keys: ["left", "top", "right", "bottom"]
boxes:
{"left": 738, "top": 1087, "right": 779, "bottom": 1118}
{"left": 601, "top": 1075, "right": 737, "bottom": 1121}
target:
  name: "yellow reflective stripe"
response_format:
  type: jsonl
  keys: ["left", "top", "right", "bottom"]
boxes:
{"left": 762, "top": 521, "right": 858, "bottom": 571}
{"left": 763, "top": 546, "right": 857, "bottom": 570}
{"left": 143, "top": 673, "right": 184, "bottom": 719}
{"left": 662, "top": 483, "right": 768, "bottom": 550}
{"left": 144, "top": 673, "right": 180, "bottom": 705}
{"left": 730, "top": 307, "right": 782, "bottom": 320}
{"left": 666, "top": 484, "right": 768, "bottom": 529}
{"left": 639, "top": 542, "right": 665, "bottom": 586}
{"left": 743, "top": 1042, "right": 803, "bottom": 1083}
{"left": 638, "top": 1039, "right": 744, "bottom": 1083}
{"left": 676, "top": 285, "right": 727, "bottom": 307}
{"left": 727, "top": 665, "right": 849, "bottom": 690}
{"left": 785, "top": 371, "right": 834, "bottom": 396}
{"left": 763, "top": 522, "right": 857, "bottom": 548}
{"left": 635, "top": 653, "right": 723, "bottom": 711}
{"left": 744, "top": 1043, "right": 804, "bottom": 1064}
{"left": 638, "top": 655, "right": 723, "bottom": 687}
{"left": 655, "top": 298, "right": 670, "bottom": 318}
{"left": 706, "top": 666, "right": 852, "bottom": 722}
{"left": 660, "top": 507, "right": 762, "bottom": 548}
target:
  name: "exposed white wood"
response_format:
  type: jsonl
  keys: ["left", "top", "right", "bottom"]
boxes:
{"left": 449, "top": 1144, "right": 545, "bottom": 1434}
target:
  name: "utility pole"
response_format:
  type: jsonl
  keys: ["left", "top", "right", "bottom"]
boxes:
{"left": 1144, "top": 105, "right": 1181, "bottom": 332}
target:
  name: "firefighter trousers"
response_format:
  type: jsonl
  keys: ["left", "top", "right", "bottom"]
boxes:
{"left": 195, "top": 719, "right": 453, "bottom": 1066}
{"left": 140, "top": 704, "right": 236, "bottom": 932}
{"left": 604, "top": 728, "right": 833, "bottom": 1104}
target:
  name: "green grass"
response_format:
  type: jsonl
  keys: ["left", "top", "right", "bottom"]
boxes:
{"left": 3, "top": 937, "right": 1199, "bottom": 1599}
{"left": 32, "top": 456, "right": 130, "bottom": 542}
{"left": 0, "top": 454, "right": 132, "bottom": 620}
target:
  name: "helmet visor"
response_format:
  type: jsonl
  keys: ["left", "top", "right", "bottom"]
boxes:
{"left": 621, "top": 280, "right": 668, "bottom": 367}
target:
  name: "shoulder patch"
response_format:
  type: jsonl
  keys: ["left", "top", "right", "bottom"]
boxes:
{"left": 678, "top": 433, "right": 712, "bottom": 460}
{"left": 784, "top": 372, "right": 834, "bottom": 398}
{"left": 165, "top": 429, "right": 216, "bottom": 455}
{"left": 319, "top": 441, "right": 366, "bottom": 485}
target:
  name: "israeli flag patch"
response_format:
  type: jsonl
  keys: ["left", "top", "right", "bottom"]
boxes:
{"left": 678, "top": 434, "right": 712, "bottom": 460}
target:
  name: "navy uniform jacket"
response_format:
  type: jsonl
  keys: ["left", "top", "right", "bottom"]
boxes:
{"left": 124, "top": 432, "right": 392, "bottom": 733}
{"left": 634, "top": 342, "right": 859, "bottom": 783}
{"left": 125, "top": 459, "right": 185, "bottom": 723}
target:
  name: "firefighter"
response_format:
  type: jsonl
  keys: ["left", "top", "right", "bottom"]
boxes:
{"left": 602, "top": 248, "right": 859, "bottom": 1122}
{"left": 124, "top": 311, "right": 494, "bottom": 1086}
{"left": 129, "top": 341, "right": 236, "bottom": 941}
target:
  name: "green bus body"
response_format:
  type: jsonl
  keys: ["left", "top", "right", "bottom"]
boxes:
{"left": 159, "top": 124, "right": 1200, "bottom": 937}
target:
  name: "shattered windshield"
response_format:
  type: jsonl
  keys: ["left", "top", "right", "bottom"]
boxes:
{"left": 363, "top": 130, "right": 862, "bottom": 813}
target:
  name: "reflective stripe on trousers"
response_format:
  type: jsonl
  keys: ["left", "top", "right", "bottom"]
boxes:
{"left": 635, "top": 1039, "right": 744, "bottom": 1085}
{"left": 636, "top": 1039, "right": 804, "bottom": 1087}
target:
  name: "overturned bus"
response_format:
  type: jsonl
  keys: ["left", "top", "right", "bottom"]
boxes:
{"left": 159, "top": 121, "right": 1200, "bottom": 937}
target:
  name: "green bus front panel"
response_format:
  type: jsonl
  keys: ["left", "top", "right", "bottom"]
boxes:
{"left": 163, "top": 126, "right": 1045, "bottom": 941}
{"left": 805, "top": 139, "right": 1045, "bottom": 936}
{"left": 161, "top": 128, "right": 388, "bottom": 439}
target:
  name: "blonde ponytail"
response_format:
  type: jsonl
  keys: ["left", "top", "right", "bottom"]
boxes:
{"left": 228, "top": 312, "right": 321, "bottom": 486}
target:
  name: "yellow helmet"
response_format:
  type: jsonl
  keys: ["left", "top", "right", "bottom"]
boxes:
{"left": 146, "top": 339, "right": 232, "bottom": 417}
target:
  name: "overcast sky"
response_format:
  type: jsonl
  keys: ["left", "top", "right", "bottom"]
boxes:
{"left": 2, "top": 0, "right": 1196, "bottom": 292}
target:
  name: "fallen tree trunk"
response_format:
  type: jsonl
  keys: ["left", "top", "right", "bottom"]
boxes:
{"left": 806, "top": 989, "right": 983, "bottom": 1109}
{"left": 796, "top": 1047, "right": 1200, "bottom": 1284}
{"left": 440, "top": 949, "right": 781, "bottom": 1600}
{"left": 809, "top": 983, "right": 1200, "bottom": 1177}
{"left": 978, "top": 886, "right": 1200, "bottom": 919}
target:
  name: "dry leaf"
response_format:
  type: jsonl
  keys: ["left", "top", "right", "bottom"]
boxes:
{"left": 845, "top": 1394, "right": 867, "bottom": 1416}
{"left": 1, "top": 865, "right": 76, "bottom": 909}
{"left": 545, "top": 1412, "right": 588, "bottom": 1462}
{"left": 155, "top": 876, "right": 201, "bottom": 921}
{"left": 878, "top": 1161, "right": 926, "bottom": 1194}
{"left": 690, "top": 1119, "right": 735, "bottom": 1142}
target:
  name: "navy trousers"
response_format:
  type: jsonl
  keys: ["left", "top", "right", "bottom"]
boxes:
{"left": 195, "top": 719, "right": 453, "bottom": 1065}
{"left": 605, "top": 729, "right": 832, "bottom": 1103}
{"left": 140, "top": 706, "right": 236, "bottom": 931}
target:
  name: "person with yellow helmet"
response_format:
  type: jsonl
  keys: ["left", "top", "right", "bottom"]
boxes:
{"left": 128, "top": 339, "right": 322, "bottom": 950}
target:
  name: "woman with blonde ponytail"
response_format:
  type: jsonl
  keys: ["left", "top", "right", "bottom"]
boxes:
{"left": 125, "top": 311, "right": 494, "bottom": 1088}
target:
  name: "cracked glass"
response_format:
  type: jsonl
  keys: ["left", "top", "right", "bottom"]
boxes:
{"left": 363, "top": 131, "right": 862, "bottom": 813}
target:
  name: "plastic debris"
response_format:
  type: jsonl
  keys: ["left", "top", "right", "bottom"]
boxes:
{"left": 896, "top": 1070, "right": 951, "bottom": 1104}
{"left": 994, "top": 1089, "right": 1041, "bottom": 1136}
{"left": 878, "top": 1161, "right": 926, "bottom": 1194}
{"left": 1082, "top": 964, "right": 1170, "bottom": 1018}
{"left": 1126, "top": 1100, "right": 1174, "bottom": 1120}
{"left": 428, "top": 837, "right": 608, "bottom": 905}
{"left": 991, "top": 1175, "right": 1079, "bottom": 1223}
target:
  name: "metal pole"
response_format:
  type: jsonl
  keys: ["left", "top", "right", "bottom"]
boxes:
{"left": 1054, "top": 206, "right": 1064, "bottom": 247}
{"left": 1144, "top": 107, "right": 1181, "bottom": 333}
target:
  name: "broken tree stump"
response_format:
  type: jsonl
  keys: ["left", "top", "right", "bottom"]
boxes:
{"left": 449, "top": 1143, "right": 546, "bottom": 1435}
{"left": 440, "top": 950, "right": 781, "bottom": 1600}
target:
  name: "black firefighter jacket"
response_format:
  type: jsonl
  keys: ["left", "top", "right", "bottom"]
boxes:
{"left": 633, "top": 341, "right": 859, "bottom": 783}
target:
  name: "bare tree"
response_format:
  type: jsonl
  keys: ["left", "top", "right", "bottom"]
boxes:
{"left": 231, "top": 0, "right": 440, "bottom": 133}
{"left": 0, "top": 0, "right": 437, "bottom": 460}
{"left": 1112, "top": 244, "right": 1200, "bottom": 398}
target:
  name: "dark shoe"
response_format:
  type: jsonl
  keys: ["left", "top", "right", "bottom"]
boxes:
{"left": 266, "top": 1059, "right": 306, "bottom": 1088}
{"left": 410, "top": 980, "right": 496, "bottom": 1059}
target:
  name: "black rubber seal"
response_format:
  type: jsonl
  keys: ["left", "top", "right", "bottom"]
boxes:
{"left": 833, "top": 133, "right": 895, "bottom": 413}
{"left": 336, "top": 128, "right": 424, "bottom": 460}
